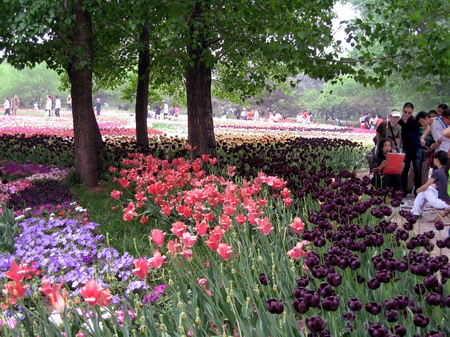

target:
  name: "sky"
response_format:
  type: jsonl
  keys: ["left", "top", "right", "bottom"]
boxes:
{"left": 332, "top": 2, "right": 359, "bottom": 53}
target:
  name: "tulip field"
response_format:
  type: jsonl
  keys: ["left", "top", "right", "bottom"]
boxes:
{"left": 0, "top": 113, "right": 449, "bottom": 337}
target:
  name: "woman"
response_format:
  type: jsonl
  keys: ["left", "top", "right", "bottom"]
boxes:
{"left": 371, "top": 138, "right": 403, "bottom": 191}
{"left": 411, "top": 150, "right": 450, "bottom": 217}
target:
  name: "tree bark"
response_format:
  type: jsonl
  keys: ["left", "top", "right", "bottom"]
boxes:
{"left": 135, "top": 23, "right": 150, "bottom": 149}
{"left": 186, "top": 1, "right": 217, "bottom": 159}
{"left": 67, "top": 2, "right": 103, "bottom": 187}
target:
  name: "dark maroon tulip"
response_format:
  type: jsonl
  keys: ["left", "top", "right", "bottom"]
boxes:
{"left": 327, "top": 273, "right": 342, "bottom": 287}
{"left": 305, "top": 316, "right": 327, "bottom": 334}
{"left": 413, "top": 314, "right": 430, "bottom": 328}
{"left": 368, "top": 278, "right": 381, "bottom": 290}
{"left": 368, "top": 323, "right": 389, "bottom": 337}
{"left": 304, "top": 290, "right": 320, "bottom": 307}
{"left": 393, "top": 296, "right": 409, "bottom": 309}
{"left": 397, "top": 260, "right": 408, "bottom": 272}
{"left": 348, "top": 298, "right": 362, "bottom": 311}
{"left": 293, "top": 286, "right": 307, "bottom": 299}
{"left": 356, "top": 275, "right": 365, "bottom": 283}
{"left": 409, "top": 305, "right": 423, "bottom": 314}
{"left": 382, "top": 249, "right": 394, "bottom": 259}
{"left": 385, "top": 310, "right": 398, "bottom": 322}
{"left": 296, "top": 276, "right": 309, "bottom": 287}
{"left": 425, "top": 293, "right": 441, "bottom": 306}
{"left": 318, "top": 283, "right": 335, "bottom": 298}
{"left": 384, "top": 299, "right": 398, "bottom": 311}
{"left": 376, "top": 271, "right": 393, "bottom": 283}
{"left": 311, "top": 265, "right": 328, "bottom": 279}
{"left": 426, "top": 331, "right": 445, "bottom": 337}
{"left": 259, "top": 274, "right": 268, "bottom": 285}
{"left": 342, "top": 311, "right": 355, "bottom": 320}
{"left": 321, "top": 296, "right": 339, "bottom": 311}
{"left": 414, "top": 284, "right": 426, "bottom": 295}
{"left": 436, "top": 240, "right": 446, "bottom": 248}
{"left": 266, "top": 299, "right": 284, "bottom": 314}
{"left": 444, "top": 295, "right": 450, "bottom": 307}
{"left": 365, "top": 302, "right": 382, "bottom": 315}
{"left": 434, "top": 222, "right": 444, "bottom": 230}
{"left": 394, "top": 324, "right": 407, "bottom": 336}
{"left": 424, "top": 276, "right": 439, "bottom": 289}
{"left": 440, "top": 265, "right": 450, "bottom": 278}
{"left": 292, "top": 298, "right": 309, "bottom": 314}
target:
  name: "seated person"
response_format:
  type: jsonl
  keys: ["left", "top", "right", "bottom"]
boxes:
{"left": 411, "top": 150, "right": 450, "bottom": 217}
{"left": 371, "top": 138, "right": 403, "bottom": 191}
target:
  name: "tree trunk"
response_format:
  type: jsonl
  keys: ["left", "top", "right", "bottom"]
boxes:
{"left": 135, "top": 23, "right": 150, "bottom": 149}
{"left": 186, "top": 1, "right": 217, "bottom": 159}
{"left": 67, "top": 2, "right": 103, "bottom": 187}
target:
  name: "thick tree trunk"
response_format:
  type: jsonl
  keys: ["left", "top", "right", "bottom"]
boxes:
{"left": 135, "top": 23, "right": 150, "bottom": 149}
{"left": 67, "top": 2, "right": 103, "bottom": 187}
{"left": 186, "top": 1, "right": 217, "bottom": 159}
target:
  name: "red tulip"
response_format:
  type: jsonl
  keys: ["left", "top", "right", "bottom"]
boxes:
{"left": 132, "top": 258, "right": 149, "bottom": 279}
{"left": 148, "top": 249, "right": 166, "bottom": 269}
{"left": 80, "top": 280, "right": 111, "bottom": 306}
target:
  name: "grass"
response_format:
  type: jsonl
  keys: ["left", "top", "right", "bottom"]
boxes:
{"left": 71, "top": 181, "right": 152, "bottom": 257}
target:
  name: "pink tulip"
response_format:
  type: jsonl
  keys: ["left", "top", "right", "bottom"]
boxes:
{"left": 217, "top": 243, "right": 232, "bottom": 260}
{"left": 256, "top": 216, "right": 273, "bottom": 235}
{"left": 148, "top": 250, "right": 166, "bottom": 269}
{"left": 170, "top": 221, "right": 187, "bottom": 238}
{"left": 151, "top": 229, "right": 166, "bottom": 246}
{"left": 195, "top": 220, "right": 209, "bottom": 236}
{"left": 181, "top": 232, "right": 198, "bottom": 247}
{"left": 289, "top": 217, "right": 305, "bottom": 233}
{"left": 80, "top": 280, "right": 111, "bottom": 306}
{"left": 110, "top": 190, "right": 122, "bottom": 200}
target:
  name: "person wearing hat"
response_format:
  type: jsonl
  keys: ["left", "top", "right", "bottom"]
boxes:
{"left": 375, "top": 110, "right": 402, "bottom": 152}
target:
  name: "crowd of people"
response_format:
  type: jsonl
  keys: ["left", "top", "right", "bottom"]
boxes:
{"left": 369, "top": 103, "right": 450, "bottom": 221}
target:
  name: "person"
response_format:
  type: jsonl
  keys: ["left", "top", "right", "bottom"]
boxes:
{"left": 3, "top": 98, "right": 11, "bottom": 115}
{"left": 398, "top": 103, "right": 422, "bottom": 197}
{"left": 163, "top": 101, "right": 169, "bottom": 119}
{"left": 416, "top": 111, "right": 435, "bottom": 185}
{"left": 66, "top": 95, "right": 72, "bottom": 111}
{"left": 371, "top": 138, "right": 403, "bottom": 191}
{"left": 375, "top": 110, "right": 402, "bottom": 152}
{"left": 437, "top": 104, "right": 448, "bottom": 116}
{"left": 33, "top": 101, "right": 39, "bottom": 112}
{"left": 54, "top": 96, "right": 61, "bottom": 117}
{"left": 369, "top": 114, "right": 377, "bottom": 129}
{"left": 411, "top": 150, "right": 450, "bottom": 217}
{"left": 375, "top": 114, "right": 384, "bottom": 128}
{"left": 296, "top": 113, "right": 304, "bottom": 124}
{"left": 11, "top": 95, "right": 20, "bottom": 115}
{"left": 253, "top": 110, "right": 259, "bottom": 121}
{"left": 174, "top": 105, "right": 180, "bottom": 118}
{"left": 428, "top": 110, "right": 438, "bottom": 119}
{"left": 430, "top": 108, "right": 450, "bottom": 153}
{"left": 153, "top": 103, "right": 161, "bottom": 119}
{"left": 94, "top": 98, "right": 101, "bottom": 116}
{"left": 45, "top": 95, "right": 52, "bottom": 116}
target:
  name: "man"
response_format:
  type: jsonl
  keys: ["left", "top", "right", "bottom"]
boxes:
{"left": 94, "top": 98, "right": 101, "bottom": 116}
{"left": 66, "top": 95, "right": 72, "bottom": 111}
{"left": 437, "top": 104, "right": 448, "bottom": 116}
{"left": 54, "top": 96, "right": 61, "bottom": 117}
{"left": 375, "top": 110, "right": 402, "bottom": 152}
{"left": 430, "top": 108, "right": 450, "bottom": 153}
{"left": 398, "top": 103, "right": 422, "bottom": 196}
{"left": 11, "top": 95, "right": 20, "bottom": 115}
{"left": 416, "top": 111, "right": 435, "bottom": 185}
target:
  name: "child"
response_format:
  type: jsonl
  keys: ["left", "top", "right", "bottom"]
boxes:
{"left": 371, "top": 138, "right": 403, "bottom": 191}
{"left": 411, "top": 150, "right": 450, "bottom": 217}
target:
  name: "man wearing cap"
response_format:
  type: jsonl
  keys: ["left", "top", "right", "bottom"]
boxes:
{"left": 375, "top": 110, "right": 402, "bottom": 152}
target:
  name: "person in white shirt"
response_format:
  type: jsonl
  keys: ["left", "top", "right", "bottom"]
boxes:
{"left": 45, "top": 95, "right": 52, "bottom": 116}
{"left": 4, "top": 98, "right": 11, "bottom": 115}
{"left": 430, "top": 109, "right": 450, "bottom": 153}
{"left": 54, "top": 96, "right": 61, "bottom": 117}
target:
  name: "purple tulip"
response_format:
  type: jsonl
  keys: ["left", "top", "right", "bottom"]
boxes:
{"left": 434, "top": 222, "right": 444, "bottom": 230}
{"left": 368, "top": 323, "right": 389, "bottom": 337}
{"left": 367, "top": 278, "right": 381, "bottom": 290}
{"left": 266, "top": 299, "right": 284, "bottom": 314}
{"left": 304, "top": 290, "right": 320, "bottom": 308}
{"left": 385, "top": 310, "right": 398, "bottom": 322}
{"left": 321, "top": 296, "right": 339, "bottom": 311}
{"left": 425, "top": 293, "right": 441, "bottom": 306}
{"left": 305, "top": 316, "right": 327, "bottom": 334}
{"left": 444, "top": 295, "right": 450, "bottom": 307}
{"left": 259, "top": 274, "right": 268, "bottom": 286}
{"left": 327, "top": 273, "right": 342, "bottom": 287}
{"left": 296, "top": 276, "right": 309, "bottom": 287}
{"left": 348, "top": 298, "right": 362, "bottom": 311}
{"left": 413, "top": 314, "right": 430, "bottom": 328}
{"left": 394, "top": 324, "right": 407, "bottom": 336}
{"left": 365, "top": 302, "right": 382, "bottom": 315}
{"left": 292, "top": 298, "right": 309, "bottom": 314}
